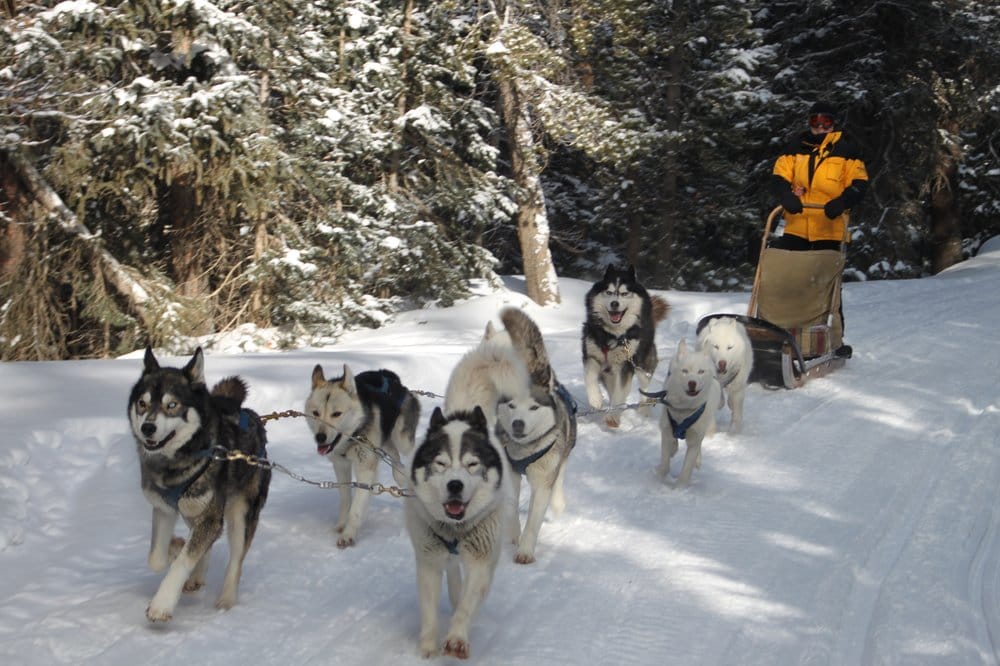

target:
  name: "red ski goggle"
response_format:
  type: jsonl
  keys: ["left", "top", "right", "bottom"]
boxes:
{"left": 809, "top": 113, "right": 835, "bottom": 130}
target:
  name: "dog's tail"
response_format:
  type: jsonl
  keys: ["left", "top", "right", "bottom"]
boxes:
{"left": 212, "top": 376, "right": 248, "bottom": 414}
{"left": 500, "top": 306, "right": 552, "bottom": 387}
{"left": 651, "top": 295, "right": 671, "bottom": 324}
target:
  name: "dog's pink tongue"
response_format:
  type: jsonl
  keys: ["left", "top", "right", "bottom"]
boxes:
{"left": 444, "top": 500, "right": 465, "bottom": 518}
{"left": 610, "top": 311, "right": 624, "bottom": 323}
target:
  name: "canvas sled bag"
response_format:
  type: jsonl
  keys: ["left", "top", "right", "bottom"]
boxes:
{"left": 755, "top": 248, "right": 844, "bottom": 357}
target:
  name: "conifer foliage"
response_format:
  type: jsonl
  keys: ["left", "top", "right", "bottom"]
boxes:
{"left": 2, "top": 1, "right": 999, "bottom": 359}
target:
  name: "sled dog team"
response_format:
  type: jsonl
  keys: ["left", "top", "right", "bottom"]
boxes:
{"left": 127, "top": 264, "right": 752, "bottom": 658}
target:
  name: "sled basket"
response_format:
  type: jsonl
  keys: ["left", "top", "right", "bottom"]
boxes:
{"left": 697, "top": 205, "right": 849, "bottom": 389}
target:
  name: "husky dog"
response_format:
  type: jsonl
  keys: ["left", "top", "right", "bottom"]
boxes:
{"left": 305, "top": 363, "right": 420, "bottom": 548}
{"left": 655, "top": 339, "right": 723, "bottom": 488}
{"left": 405, "top": 405, "right": 510, "bottom": 660}
{"left": 582, "top": 264, "right": 670, "bottom": 427}
{"left": 494, "top": 307, "right": 577, "bottom": 564}
{"left": 697, "top": 317, "right": 753, "bottom": 433}
{"left": 128, "top": 347, "right": 271, "bottom": 622}
{"left": 443, "top": 320, "right": 532, "bottom": 431}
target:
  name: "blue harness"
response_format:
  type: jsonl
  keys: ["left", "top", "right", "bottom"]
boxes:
{"left": 155, "top": 408, "right": 259, "bottom": 511}
{"left": 506, "top": 442, "right": 555, "bottom": 476}
{"left": 668, "top": 402, "right": 707, "bottom": 440}
{"left": 435, "top": 533, "right": 460, "bottom": 555}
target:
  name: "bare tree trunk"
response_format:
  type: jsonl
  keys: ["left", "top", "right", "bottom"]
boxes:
{"left": 0, "top": 154, "right": 28, "bottom": 281}
{"left": 651, "top": 3, "right": 686, "bottom": 269}
{"left": 388, "top": 0, "right": 415, "bottom": 193}
{"left": 929, "top": 128, "right": 962, "bottom": 273}
{"left": 4, "top": 149, "right": 158, "bottom": 330}
{"left": 488, "top": 2, "right": 560, "bottom": 306}
{"left": 495, "top": 75, "right": 561, "bottom": 306}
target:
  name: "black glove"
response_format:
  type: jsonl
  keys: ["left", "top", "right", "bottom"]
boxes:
{"left": 779, "top": 189, "right": 803, "bottom": 214}
{"left": 824, "top": 196, "right": 846, "bottom": 219}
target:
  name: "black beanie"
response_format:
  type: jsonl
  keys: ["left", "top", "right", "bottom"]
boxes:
{"left": 808, "top": 101, "right": 837, "bottom": 119}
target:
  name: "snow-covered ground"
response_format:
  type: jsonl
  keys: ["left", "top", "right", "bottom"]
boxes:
{"left": 2, "top": 239, "right": 999, "bottom": 665}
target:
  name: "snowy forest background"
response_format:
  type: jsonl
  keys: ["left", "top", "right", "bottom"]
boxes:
{"left": 2, "top": 0, "right": 999, "bottom": 361}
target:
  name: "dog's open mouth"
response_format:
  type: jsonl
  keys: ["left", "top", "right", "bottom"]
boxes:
{"left": 686, "top": 387, "right": 701, "bottom": 397}
{"left": 443, "top": 500, "right": 467, "bottom": 521}
{"left": 608, "top": 309, "right": 625, "bottom": 324}
{"left": 143, "top": 431, "right": 174, "bottom": 451}
{"left": 316, "top": 434, "right": 342, "bottom": 457}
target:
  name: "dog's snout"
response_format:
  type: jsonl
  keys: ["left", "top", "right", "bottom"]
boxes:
{"left": 717, "top": 360, "right": 727, "bottom": 372}
{"left": 511, "top": 419, "right": 525, "bottom": 435}
{"left": 141, "top": 423, "right": 156, "bottom": 437}
{"left": 687, "top": 380, "right": 697, "bottom": 392}
{"left": 314, "top": 432, "right": 327, "bottom": 445}
{"left": 447, "top": 480, "right": 464, "bottom": 496}
{"left": 610, "top": 300, "right": 619, "bottom": 310}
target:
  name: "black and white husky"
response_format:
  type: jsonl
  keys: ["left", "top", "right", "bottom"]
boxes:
{"left": 582, "top": 264, "right": 670, "bottom": 427}
{"left": 405, "top": 405, "right": 510, "bottom": 660}
{"left": 305, "top": 363, "right": 420, "bottom": 548}
{"left": 494, "top": 306, "right": 577, "bottom": 564}
{"left": 128, "top": 347, "right": 271, "bottom": 622}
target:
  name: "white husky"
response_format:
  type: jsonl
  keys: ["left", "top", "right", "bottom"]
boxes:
{"left": 697, "top": 316, "right": 753, "bottom": 432}
{"left": 443, "top": 321, "right": 532, "bottom": 431}
{"left": 655, "top": 339, "right": 723, "bottom": 488}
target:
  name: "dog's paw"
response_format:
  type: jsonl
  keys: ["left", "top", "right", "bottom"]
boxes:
{"left": 443, "top": 636, "right": 470, "bottom": 660}
{"left": 514, "top": 551, "right": 536, "bottom": 565}
{"left": 214, "top": 594, "right": 236, "bottom": 611}
{"left": 183, "top": 577, "right": 205, "bottom": 593}
{"left": 145, "top": 604, "right": 173, "bottom": 623}
{"left": 654, "top": 464, "right": 669, "bottom": 477}
{"left": 418, "top": 638, "right": 439, "bottom": 659}
{"left": 336, "top": 534, "right": 356, "bottom": 549}
{"left": 604, "top": 414, "right": 620, "bottom": 428}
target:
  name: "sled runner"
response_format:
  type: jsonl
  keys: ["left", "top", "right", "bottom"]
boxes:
{"left": 697, "top": 204, "right": 849, "bottom": 389}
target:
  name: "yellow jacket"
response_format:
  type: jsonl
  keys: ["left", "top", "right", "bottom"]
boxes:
{"left": 771, "top": 130, "right": 868, "bottom": 242}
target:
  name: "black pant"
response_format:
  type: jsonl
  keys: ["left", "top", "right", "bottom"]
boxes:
{"left": 769, "top": 234, "right": 842, "bottom": 252}
{"left": 767, "top": 234, "right": 846, "bottom": 334}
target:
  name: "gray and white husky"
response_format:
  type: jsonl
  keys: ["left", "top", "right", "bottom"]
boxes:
{"left": 405, "top": 405, "right": 510, "bottom": 660}
{"left": 655, "top": 339, "right": 723, "bottom": 488}
{"left": 582, "top": 264, "right": 670, "bottom": 427}
{"left": 495, "top": 306, "right": 577, "bottom": 564}
{"left": 128, "top": 346, "right": 271, "bottom": 622}
{"left": 305, "top": 363, "right": 420, "bottom": 548}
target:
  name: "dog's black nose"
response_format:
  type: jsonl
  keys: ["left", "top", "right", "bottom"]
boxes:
{"left": 314, "top": 432, "right": 326, "bottom": 445}
{"left": 610, "top": 301, "right": 619, "bottom": 310}
{"left": 511, "top": 419, "right": 525, "bottom": 436}
{"left": 141, "top": 423, "right": 156, "bottom": 437}
{"left": 447, "top": 480, "right": 463, "bottom": 495}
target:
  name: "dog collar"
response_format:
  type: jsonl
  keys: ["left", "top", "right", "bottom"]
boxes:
{"left": 433, "top": 531, "right": 460, "bottom": 555}
{"left": 154, "top": 451, "right": 213, "bottom": 511}
{"left": 668, "top": 402, "right": 707, "bottom": 440}
{"left": 718, "top": 366, "right": 741, "bottom": 388}
{"left": 506, "top": 441, "right": 556, "bottom": 476}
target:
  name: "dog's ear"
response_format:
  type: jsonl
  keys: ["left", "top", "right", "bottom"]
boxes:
{"left": 483, "top": 321, "right": 496, "bottom": 341}
{"left": 340, "top": 363, "right": 356, "bottom": 395}
{"left": 183, "top": 347, "right": 206, "bottom": 385}
{"left": 624, "top": 264, "right": 637, "bottom": 283}
{"left": 602, "top": 264, "right": 615, "bottom": 281}
{"left": 676, "top": 338, "right": 688, "bottom": 357}
{"left": 470, "top": 405, "right": 489, "bottom": 432}
{"left": 143, "top": 345, "right": 160, "bottom": 374}
{"left": 311, "top": 364, "right": 326, "bottom": 388}
{"left": 429, "top": 406, "right": 446, "bottom": 429}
